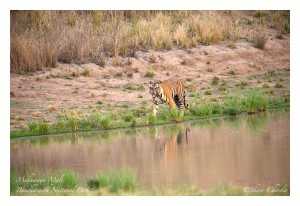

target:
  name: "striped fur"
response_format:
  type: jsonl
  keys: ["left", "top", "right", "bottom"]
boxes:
{"left": 148, "top": 77, "right": 188, "bottom": 116}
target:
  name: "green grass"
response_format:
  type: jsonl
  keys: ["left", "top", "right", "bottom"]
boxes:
{"left": 147, "top": 114, "right": 156, "bottom": 125}
{"left": 211, "top": 76, "right": 220, "bottom": 85}
{"left": 38, "top": 122, "right": 49, "bottom": 134}
{"left": 11, "top": 170, "right": 79, "bottom": 194}
{"left": 87, "top": 168, "right": 137, "bottom": 193}
{"left": 82, "top": 68, "right": 91, "bottom": 77}
{"left": 11, "top": 168, "right": 289, "bottom": 195}
{"left": 124, "top": 83, "right": 135, "bottom": 90}
{"left": 28, "top": 122, "right": 38, "bottom": 131}
{"left": 228, "top": 70, "right": 237, "bottom": 75}
{"left": 160, "top": 108, "right": 182, "bottom": 123}
{"left": 244, "top": 91, "right": 268, "bottom": 114}
{"left": 190, "top": 102, "right": 221, "bottom": 117}
{"left": 223, "top": 97, "right": 244, "bottom": 116}
{"left": 145, "top": 71, "right": 155, "bottom": 78}
{"left": 207, "top": 67, "right": 213, "bottom": 72}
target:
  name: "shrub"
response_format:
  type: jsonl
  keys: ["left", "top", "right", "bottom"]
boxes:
{"left": 66, "top": 118, "right": 78, "bottom": 132}
{"left": 147, "top": 114, "right": 156, "bottom": 125}
{"left": 211, "top": 76, "right": 220, "bottom": 85}
{"left": 275, "top": 83, "right": 284, "bottom": 88}
{"left": 28, "top": 122, "right": 38, "bottom": 131}
{"left": 82, "top": 68, "right": 91, "bottom": 77}
{"left": 124, "top": 83, "right": 135, "bottom": 90}
{"left": 244, "top": 91, "right": 268, "bottom": 114}
{"left": 145, "top": 71, "right": 155, "bottom": 78}
{"left": 204, "top": 90, "right": 212, "bottom": 95}
{"left": 122, "top": 113, "right": 135, "bottom": 122}
{"left": 228, "top": 70, "right": 236, "bottom": 75}
{"left": 253, "top": 32, "right": 267, "bottom": 50}
{"left": 38, "top": 122, "right": 49, "bottom": 134}
{"left": 191, "top": 102, "right": 221, "bottom": 117}
{"left": 100, "top": 117, "right": 110, "bottom": 129}
{"left": 88, "top": 168, "right": 136, "bottom": 193}
{"left": 223, "top": 97, "right": 243, "bottom": 116}
{"left": 263, "top": 83, "right": 270, "bottom": 88}
{"left": 160, "top": 109, "right": 182, "bottom": 123}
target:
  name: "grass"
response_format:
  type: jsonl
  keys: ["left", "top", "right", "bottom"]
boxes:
{"left": 253, "top": 32, "right": 267, "bottom": 50}
{"left": 244, "top": 91, "right": 268, "bottom": 114}
{"left": 228, "top": 70, "right": 237, "bottom": 75}
{"left": 211, "top": 76, "right": 220, "bottom": 85}
{"left": 10, "top": 87, "right": 288, "bottom": 138}
{"left": 11, "top": 170, "right": 79, "bottom": 194}
{"left": 207, "top": 67, "right": 213, "bottom": 72}
{"left": 275, "top": 82, "right": 284, "bottom": 88}
{"left": 145, "top": 71, "right": 155, "bottom": 78}
{"left": 82, "top": 68, "right": 91, "bottom": 77}
{"left": 10, "top": 11, "right": 289, "bottom": 74}
{"left": 190, "top": 102, "right": 221, "bottom": 117}
{"left": 160, "top": 108, "right": 182, "bottom": 123}
{"left": 11, "top": 169, "right": 289, "bottom": 196}
{"left": 223, "top": 97, "right": 244, "bottom": 116}
{"left": 87, "top": 168, "right": 137, "bottom": 193}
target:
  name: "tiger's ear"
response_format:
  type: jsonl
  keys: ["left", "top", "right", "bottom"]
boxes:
{"left": 157, "top": 80, "right": 162, "bottom": 84}
{"left": 149, "top": 81, "right": 153, "bottom": 84}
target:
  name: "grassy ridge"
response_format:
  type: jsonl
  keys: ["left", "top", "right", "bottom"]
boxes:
{"left": 10, "top": 90, "right": 289, "bottom": 138}
{"left": 11, "top": 10, "right": 289, "bottom": 73}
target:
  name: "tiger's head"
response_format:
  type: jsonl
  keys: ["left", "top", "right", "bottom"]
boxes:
{"left": 149, "top": 80, "right": 162, "bottom": 98}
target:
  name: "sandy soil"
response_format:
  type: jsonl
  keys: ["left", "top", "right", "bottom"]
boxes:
{"left": 10, "top": 28, "right": 290, "bottom": 131}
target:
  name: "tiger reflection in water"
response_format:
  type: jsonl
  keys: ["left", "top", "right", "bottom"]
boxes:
{"left": 153, "top": 125, "right": 190, "bottom": 160}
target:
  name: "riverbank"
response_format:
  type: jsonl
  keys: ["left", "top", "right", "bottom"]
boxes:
{"left": 10, "top": 11, "right": 290, "bottom": 137}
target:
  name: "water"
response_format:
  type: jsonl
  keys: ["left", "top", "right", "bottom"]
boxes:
{"left": 11, "top": 109, "right": 290, "bottom": 190}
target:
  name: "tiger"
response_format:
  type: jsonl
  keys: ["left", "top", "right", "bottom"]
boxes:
{"left": 148, "top": 77, "right": 188, "bottom": 116}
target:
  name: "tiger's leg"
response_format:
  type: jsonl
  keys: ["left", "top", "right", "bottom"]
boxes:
{"left": 168, "top": 98, "right": 176, "bottom": 109}
{"left": 152, "top": 99, "right": 159, "bottom": 116}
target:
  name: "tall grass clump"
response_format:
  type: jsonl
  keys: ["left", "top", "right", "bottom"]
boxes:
{"left": 147, "top": 114, "right": 156, "bottom": 125}
{"left": 37, "top": 122, "right": 49, "bottom": 134}
{"left": 244, "top": 91, "right": 268, "bottom": 114}
{"left": 253, "top": 32, "right": 267, "bottom": 50}
{"left": 190, "top": 102, "right": 221, "bottom": 117}
{"left": 87, "top": 168, "right": 137, "bottom": 193}
{"left": 223, "top": 97, "right": 244, "bottom": 116}
{"left": 160, "top": 108, "right": 182, "bottom": 123}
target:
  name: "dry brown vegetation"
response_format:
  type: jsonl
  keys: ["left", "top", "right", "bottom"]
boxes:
{"left": 11, "top": 10, "right": 289, "bottom": 74}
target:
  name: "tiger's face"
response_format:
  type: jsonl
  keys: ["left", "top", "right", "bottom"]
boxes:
{"left": 149, "top": 80, "right": 162, "bottom": 98}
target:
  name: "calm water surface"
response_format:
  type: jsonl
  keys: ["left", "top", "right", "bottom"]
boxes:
{"left": 11, "top": 109, "right": 290, "bottom": 190}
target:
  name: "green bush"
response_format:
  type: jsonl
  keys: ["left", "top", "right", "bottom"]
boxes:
{"left": 145, "top": 71, "right": 155, "bottom": 78}
{"left": 223, "top": 97, "right": 244, "bottom": 115}
{"left": 38, "top": 122, "right": 49, "bottom": 134}
{"left": 211, "top": 76, "right": 220, "bottom": 85}
{"left": 28, "top": 122, "right": 38, "bottom": 131}
{"left": 244, "top": 91, "right": 268, "bottom": 114}
{"left": 88, "top": 168, "right": 137, "bottom": 193}
{"left": 147, "top": 114, "right": 156, "bottom": 125}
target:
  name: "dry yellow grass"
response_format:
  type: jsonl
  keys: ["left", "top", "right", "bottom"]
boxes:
{"left": 10, "top": 10, "right": 289, "bottom": 74}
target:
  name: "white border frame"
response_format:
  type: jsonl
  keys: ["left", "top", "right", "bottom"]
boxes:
{"left": 1, "top": 1, "right": 299, "bottom": 206}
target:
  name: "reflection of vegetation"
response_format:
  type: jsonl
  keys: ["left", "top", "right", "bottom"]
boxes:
{"left": 191, "top": 118, "right": 222, "bottom": 130}
{"left": 224, "top": 116, "right": 243, "bottom": 129}
{"left": 246, "top": 113, "right": 269, "bottom": 134}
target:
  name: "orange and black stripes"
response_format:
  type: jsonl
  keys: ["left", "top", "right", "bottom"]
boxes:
{"left": 149, "top": 77, "right": 188, "bottom": 115}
